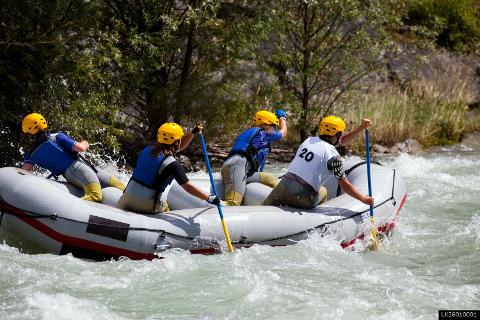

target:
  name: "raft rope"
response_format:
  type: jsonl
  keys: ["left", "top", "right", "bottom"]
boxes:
{"left": 252, "top": 166, "right": 398, "bottom": 244}
{"left": 0, "top": 163, "right": 398, "bottom": 246}
{"left": 336, "top": 160, "right": 382, "bottom": 197}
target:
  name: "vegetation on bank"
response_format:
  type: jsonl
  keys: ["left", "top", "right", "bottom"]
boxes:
{"left": 344, "top": 62, "right": 479, "bottom": 152}
{"left": 0, "top": 0, "right": 479, "bottom": 167}
{"left": 406, "top": 0, "right": 480, "bottom": 54}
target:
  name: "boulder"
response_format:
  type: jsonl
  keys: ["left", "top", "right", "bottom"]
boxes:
{"left": 178, "top": 155, "right": 194, "bottom": 172}
{"left": 460, "top": 132, "right": 480, "bottom": 149}
{"left": 372, "top": 144, "right": 390, "bottom": 154}
{"left": 390, "top": 139, "right": 423, "bottom": 154}
{"left": 192, "top": 161, "right": 206, "bottom": 172}
{"left": 373, "top": 139, "right": 423, "bottom": 155}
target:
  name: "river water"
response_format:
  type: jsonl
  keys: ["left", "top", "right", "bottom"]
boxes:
{"left": 1, "top": 148, "right": 479, "bottom": 319}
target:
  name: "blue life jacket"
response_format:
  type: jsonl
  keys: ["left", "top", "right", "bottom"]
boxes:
{"left": 228, "top": 128, "right": 270, "bottom": 173}
{"left": 255, "top": 145, "right": 271, "bottom": 172}
{"left": 30, "top": 132, "right": 77, "bottom": 176}
{"left": 131, "top": 146, "right": 170, "bottom": 192}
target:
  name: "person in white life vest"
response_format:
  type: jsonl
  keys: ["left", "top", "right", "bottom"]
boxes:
{"left": 116, "top": 122, "right": 222, "bottom": 213}
{"left": 21, "top": 113, "right": 126, "bottom": 202}
{"left": 262, "top": 116, "right": 374, "bottom": 209}
{"left": 221, "top": 109, "right": 287, "bottom": 206}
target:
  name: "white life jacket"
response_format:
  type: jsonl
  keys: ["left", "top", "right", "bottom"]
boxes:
{"left": 287, "top": 137, "right": 340, "bottom": 192}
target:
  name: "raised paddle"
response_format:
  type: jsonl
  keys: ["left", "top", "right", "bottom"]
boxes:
{"left": 365, "top": 128, "right": 378, "bottom": 250}
{"left": 198, "top": 130, "right": 234, "bottom": 253}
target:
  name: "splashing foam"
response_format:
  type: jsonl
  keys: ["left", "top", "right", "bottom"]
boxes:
{"left": 26, "top": 292, "right": 124, "bottom": 320}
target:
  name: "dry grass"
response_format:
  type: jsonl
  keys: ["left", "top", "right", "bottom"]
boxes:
{"left": 345, "top": 64, "right": 478, "bottom": 151}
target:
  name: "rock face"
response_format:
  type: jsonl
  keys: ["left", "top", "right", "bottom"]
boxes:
{"left": 178, "top": 154, "right": 195, "bottom": 172}
{"left": 460, "top": 132, "right": 480, "bottom": 149}
{"left": 373, "top": 138, "right": 423, "bottom": 155}
{"left": 390, "top": 139, "right": 424, "bottom": 155}
{"left": 372, "top": 144, "right": 390, "bottom": 154}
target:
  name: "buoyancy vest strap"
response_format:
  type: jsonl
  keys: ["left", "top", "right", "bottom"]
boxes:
{"left": 152, "top": 156, "right": 176, "bottom": 210}
{"left": 158, "top": 156, "right": 176, "bottom": 171}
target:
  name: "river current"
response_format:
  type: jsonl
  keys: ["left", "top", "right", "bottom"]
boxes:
{"left": 1, "top": 148, "right": 479, "bottom": 319}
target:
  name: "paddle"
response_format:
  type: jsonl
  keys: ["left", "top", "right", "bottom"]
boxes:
{"left": 365, "top": 129, "right": 378, "bottom": 250}
{"left": 198, "top": 130, "right": 234, "bottom": 253}
{"left": 76, "top": 153, "right": 98, "bottom": 174}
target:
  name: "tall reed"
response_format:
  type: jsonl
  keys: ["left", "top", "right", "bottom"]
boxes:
{"left": 346, "top": 64, "right": 476, "bottom": 150}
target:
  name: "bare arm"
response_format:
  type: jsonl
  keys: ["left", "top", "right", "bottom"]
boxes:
{"left": 178, "top": 132, "right": 194, "bottom": 152}
{"left": 340, "top": 119, "right": 371, "bottom": 146}
{"left": 278, "top": 118, "right": 287, "bottom": 138}
{"left": 73, "top": 140, "right": 90, "bottom": 153}
{"left": 338, "top": 177, "right": 374, "bottom": 206}
{"left": 181, "top": 181, "right": 209, "bottom": 201}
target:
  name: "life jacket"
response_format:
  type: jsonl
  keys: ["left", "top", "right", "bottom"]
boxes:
{"left": 228, "top": 128, "right": 271, "bottom": 174}
{"left": 30, "top": 131, "right": 77, "bottom": 176}
{"left": 130, "top": 146, "right": 175, "bottom": 210}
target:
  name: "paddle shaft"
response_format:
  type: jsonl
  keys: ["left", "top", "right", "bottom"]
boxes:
{"left": 198, "top": 132, "right": 234, "bottom": 252}
{"left": 365, "top": 129, "right": 378, "bottom": 248}
{"left": 365, "top": 129, "right": 374, "bottom": 217}
{"left": 77, "top": 153, "right": 98, "bottom": 174}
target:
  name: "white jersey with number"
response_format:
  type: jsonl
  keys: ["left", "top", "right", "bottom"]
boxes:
{"left": 287, "top": 137, "right": 340, "bottom": 192}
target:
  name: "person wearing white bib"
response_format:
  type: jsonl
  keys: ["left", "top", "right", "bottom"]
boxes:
{"left": 262, "top": 116, "right": 374, "bottom": 209}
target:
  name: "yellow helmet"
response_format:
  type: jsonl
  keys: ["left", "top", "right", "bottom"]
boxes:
{"left": 253, "top": 110, "right": 279, "bottom": 126}
{"left": 157, "top": 122, "right": 184, "bottom": 144}
{"left": 319, "top": 116, "right": 346, "bottom": 136}
{"left": 22, "top": 113, "right": 48, "bottom": 135}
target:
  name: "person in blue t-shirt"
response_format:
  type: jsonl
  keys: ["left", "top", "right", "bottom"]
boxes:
{"left": 21, "top": 113, "right": 125, "bottom": 202}
{"left": 221, "top": 109, "right": 288, "bottom": 206}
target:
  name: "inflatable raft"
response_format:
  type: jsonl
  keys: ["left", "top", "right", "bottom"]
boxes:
{"left": 0, "top": 159, "right": 406, "bottom": 260}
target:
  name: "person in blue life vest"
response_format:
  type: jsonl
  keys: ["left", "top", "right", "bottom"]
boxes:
{"left": 116, "top": 122, "right": 222, "bottom": 213}
{"left": 21, "top": 113, "right": 126, "bottom": 202}
{"left": 221, "top": 109, "right": 288, "bottom": 206}
{"left": 262, "top": 116, "right": 374, "bottom": 209}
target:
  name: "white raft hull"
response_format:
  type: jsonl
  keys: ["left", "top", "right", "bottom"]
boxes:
{"left": 0, "top": 159, "right": 406, "bottom": 260}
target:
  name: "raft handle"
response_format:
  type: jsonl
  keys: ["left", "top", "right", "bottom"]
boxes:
{"left": 155, "top": 242, "right": 171, "bottom": 252}
{"left": 154, "top": 231, "right": 171, "bottom": 252}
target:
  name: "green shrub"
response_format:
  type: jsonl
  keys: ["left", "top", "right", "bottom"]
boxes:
{"left": 406, "top": 0, "right": 480, "bottom": 53}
